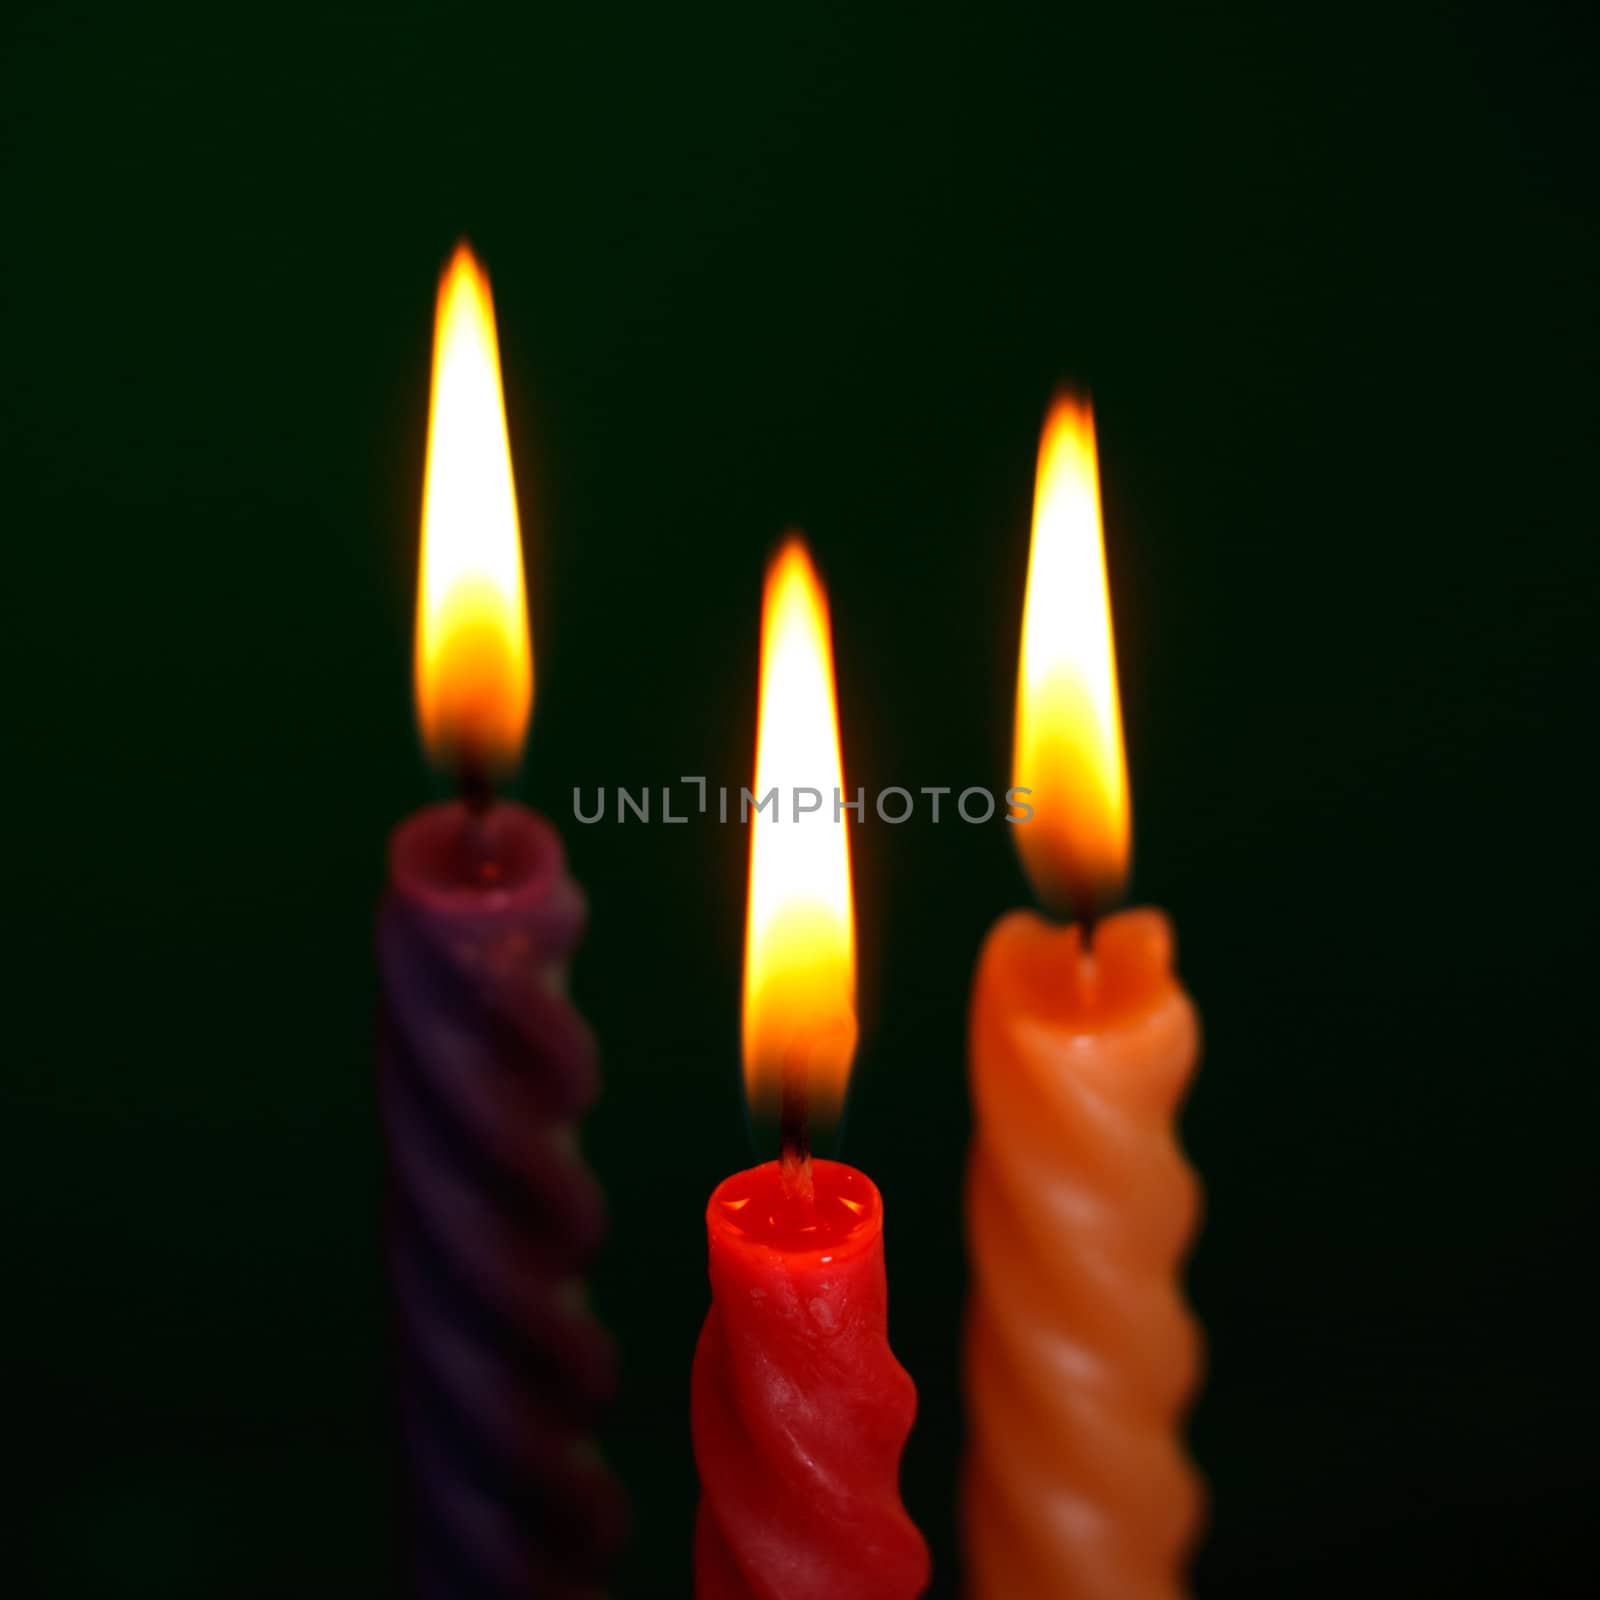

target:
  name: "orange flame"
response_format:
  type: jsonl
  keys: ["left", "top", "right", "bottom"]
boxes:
{"left": 1012, "top": 393, "right": 1131, "bottom": 918}
{"left": 742, "top": 538, "right": 858, "bottom": 1124}
{"left": 414, "top": 243, "right": 532, "bottom": 774}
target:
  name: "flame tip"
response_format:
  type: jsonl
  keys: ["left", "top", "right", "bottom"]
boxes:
{"left": 770, "top": 532, "right": 818, "bottom": 577}
{"left": 438, "top": 240, "right": 489, "bottom": 296}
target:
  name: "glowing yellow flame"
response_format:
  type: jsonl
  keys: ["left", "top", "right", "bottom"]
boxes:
{"left": 742, "top": 537, "right": 857, "bottom": 1122}
{"left": 1012, "top": 393, "right": 1131, "bottom": 917}
{"left": 414, "top": 243, "right": 532, "bottom": 773}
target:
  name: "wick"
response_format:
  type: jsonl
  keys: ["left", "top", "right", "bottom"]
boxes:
{"left": 459, "top": 759, "right": 493, "bottom": 818}
{"left": 1062, "top": 869, "right": 1119, "bottom": 948}
{"left": 779, "top": 1066, "right": 815, "bottom": 1207}
{"left": 1066, "top": 889, "right": 1110, "bottom": 1008}
{"left": 455, "top": 759, "right": 503, "bottom": 886}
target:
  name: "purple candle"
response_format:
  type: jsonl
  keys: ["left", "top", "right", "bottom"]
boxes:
{"left": 378, "top": 243, "right": 624, "bottom": 1597}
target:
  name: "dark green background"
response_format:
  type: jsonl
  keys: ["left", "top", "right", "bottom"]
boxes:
{"left": 4, "top": 2, "right": 1594, "bottom": 1595}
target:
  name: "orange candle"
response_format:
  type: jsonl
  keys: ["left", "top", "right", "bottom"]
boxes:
{"left": 963, "top": 395, "right": 1205, "bottom": 1599}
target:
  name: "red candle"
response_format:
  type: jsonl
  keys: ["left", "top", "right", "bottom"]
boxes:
{"left": 691, "top": 539, "right": 929, "bottom": 1600}
{"left": 378, "top": 243, "right": 624, "bottom": 1597}
{"left": 694, "top": 1161, "right": 926, "bottom": 1600}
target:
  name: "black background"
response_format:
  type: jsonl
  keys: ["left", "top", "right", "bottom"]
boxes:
{"left": 4, "top": 2, "right": 1596, "bottom": 1595}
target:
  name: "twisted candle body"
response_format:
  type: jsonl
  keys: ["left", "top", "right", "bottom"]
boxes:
{"left": 379, "top": 801, "right": 625, "bottom": 1599}
{"left": 692, "top": 1160, "right": 930, "bottom": 1600}
{"left": 964, "top": 907, "right": 1204, "bottom": 1600}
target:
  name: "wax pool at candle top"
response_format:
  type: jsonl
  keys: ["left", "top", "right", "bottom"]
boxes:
{"left": 390, "top": 798, "right": 562, "bottom": 908}
{"left": 982, "top": 905, "right": 1176, "bottom": 1029}
{"left": 709, "top": 1159, "right": 880, "bottom": 1258}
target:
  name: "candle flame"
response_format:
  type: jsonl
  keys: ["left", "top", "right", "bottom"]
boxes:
{"left": 414, "top": 242, "right": 532, "bottom": 774}
{"left": 742, "top": 537, "right": 857, "bottom": 1125}
{"left": 1012, "top": 393, "right": 1130, "bottom": 918}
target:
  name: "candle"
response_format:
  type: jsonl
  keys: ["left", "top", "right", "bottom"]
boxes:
{"left": 377, "top": 244, "right": 625, "bottom": 1598}
{"left": 962, "top": 396, "right": 1205, "bottom": 1598}
{"left": 692, "top": 539, "right": 930, "bottom": 1600}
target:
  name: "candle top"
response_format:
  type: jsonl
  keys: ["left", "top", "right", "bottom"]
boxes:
{"left": 988, "top": 906, "right": 1179, "bottom": 1033}
{"left": 389, "top": 799, "right": 567, "bottom": 913}
{"left": 708, "top": 1158, "right": 882, "bottom": 1260}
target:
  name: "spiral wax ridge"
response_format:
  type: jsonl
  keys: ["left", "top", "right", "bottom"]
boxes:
{"left": 378, "top": 820, "right": 625, "bottom": 1599}
{"left": 692, "top": 1166, "right": 930, "bottom": 1600}
{"left": 964, "top": 912, "right": 1205, "bottom": 1600}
